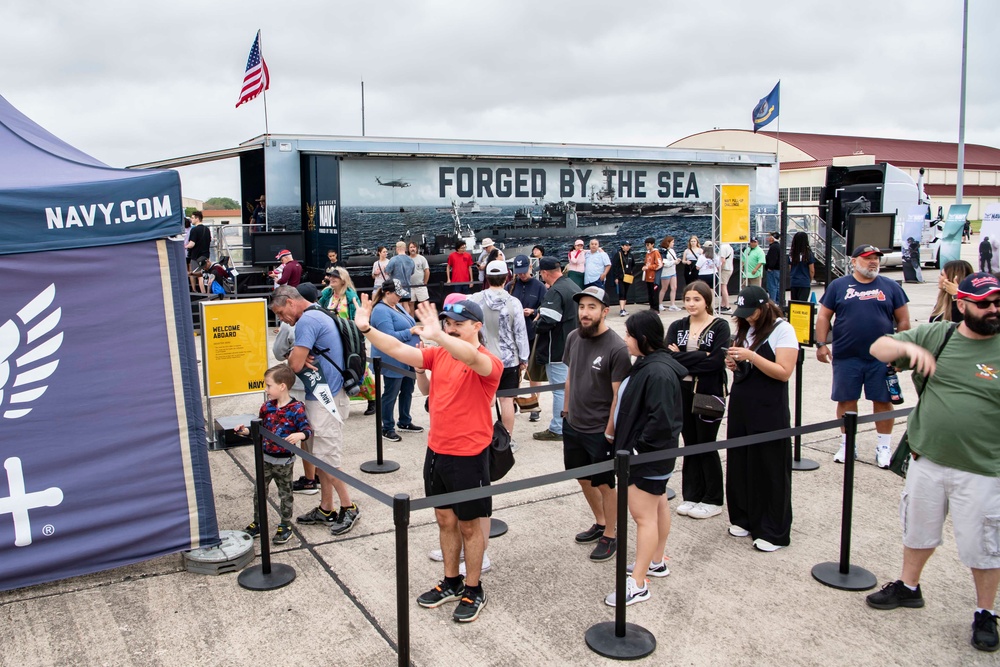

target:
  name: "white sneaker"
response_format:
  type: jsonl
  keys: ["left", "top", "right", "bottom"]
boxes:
{"left": 428, "top": 548, "right": 464, "bottom": 562}
{"left": 510, "top": 439, "right": 519, "bottom": 454}
{"left": 688, "top": 502, "right": 723, "bottom": 519}
{"left": 875, "top": 444, "right": 892, "bottom": 469}
{"left": 728, "top": 525, "right": 750, "bottom": 538}
{"left": 658, "top": 305, "right": 666, "bottom": 312}
{"left": 676, "top": 501, "right": 696, "bottom": 516}
{"left": 458, "top": 551, "right": 491, "bottom": 576}
{"left": 668, "top": 305, "right": 682, "bottom": 311}
{"left": 833, "top": 444, "right": 857, "bottom": 463}
{"left": 753, "top": 538, "right": 783, "bottom": 552}
{"left": 605, "top": 576, "right": 650, "bottom": 607}
{"left": 626, "top": 560, "right": 670, "bottom": 578}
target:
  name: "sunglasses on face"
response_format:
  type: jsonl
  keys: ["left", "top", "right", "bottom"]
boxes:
{"left": 965, "top": 298, "right": 1000, "bottom": 310}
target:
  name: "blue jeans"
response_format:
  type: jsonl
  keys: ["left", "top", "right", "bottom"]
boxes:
{"left": 546, "top": 361, "right": 568, "bottom": 434}
{"left": 381, "top": 374, "right": 414, "bottom": 432}
{"left": 766, "top": 270, "right": 781, "bottom": 302}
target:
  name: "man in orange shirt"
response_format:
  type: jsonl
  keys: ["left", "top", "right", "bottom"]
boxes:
{"left": 355, "top": 296, "right": 501, "bottom": 623}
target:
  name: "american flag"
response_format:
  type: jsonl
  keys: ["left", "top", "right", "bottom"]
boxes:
{"left": 236, "top": 31, "right": 269, "bottom": 108}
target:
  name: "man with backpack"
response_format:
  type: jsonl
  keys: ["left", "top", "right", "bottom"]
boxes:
{"left": 469, "top": 260, "right": 530, "bottom": 443}
{"left": 270, "top": 285, "right": 360, "bottom": 536}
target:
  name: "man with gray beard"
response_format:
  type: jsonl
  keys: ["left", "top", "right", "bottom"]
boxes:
{"left": 816, "top": 245, "right": 910, "bottom": 468}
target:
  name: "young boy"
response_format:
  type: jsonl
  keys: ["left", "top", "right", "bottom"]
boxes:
{"left": 237, "top": 364, "right": 312, "bottom": 545}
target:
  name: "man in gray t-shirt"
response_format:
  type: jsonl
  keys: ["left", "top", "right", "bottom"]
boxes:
{"left": 561, "top": 286, "right": 632, "bottom": 562}
{"left": 385, "top": 241, "right": 415, "bottom": 301}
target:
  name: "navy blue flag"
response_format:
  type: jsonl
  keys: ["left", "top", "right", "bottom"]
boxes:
{"left": 752, "top": 82, "right": 780, "bottom": 133}
{"left": 0, "top": 241, "right": 217, "bottom": 591}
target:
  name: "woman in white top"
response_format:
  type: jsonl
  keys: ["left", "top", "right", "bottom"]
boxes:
{"left": 371, "top": 246, "right": 389, "bottom": 290}
{"left": 724, "top": 285, "right": 798, "bottom": 552}
{"left": 659, "top": 236, "right": 680, "bottom": 311}
{"left": 696, "top": 243, "right": 720, "bottom": 290}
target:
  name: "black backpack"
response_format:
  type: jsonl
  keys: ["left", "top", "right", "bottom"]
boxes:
{"left": 306, "top": 305, "right": 367, "bottom": 397}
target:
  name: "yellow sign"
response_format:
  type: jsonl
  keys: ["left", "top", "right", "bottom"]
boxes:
{"left": 719, "top": 184, "right": 750, "bottom": 244}
{"left": 787, "top": 301, "right": 815, "bottom": 346}
{"left": 201, "top": 299, "right": 269, "bottom": 398}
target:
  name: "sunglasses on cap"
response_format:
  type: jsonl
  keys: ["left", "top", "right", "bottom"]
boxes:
{"left": 443, "top": 303, "right": 469, "bottom": 315}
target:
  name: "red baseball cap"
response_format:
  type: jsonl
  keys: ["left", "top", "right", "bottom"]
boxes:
{"left": 275, "top": 249, "right": 292, "bottom": 260}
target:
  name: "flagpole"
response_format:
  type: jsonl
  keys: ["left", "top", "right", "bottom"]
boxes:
{"left": 259, "top": 30, "right": 270, "bottom": 137}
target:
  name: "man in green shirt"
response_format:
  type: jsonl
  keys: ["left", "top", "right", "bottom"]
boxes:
{"left": 740, "top": 238, "right": 765, "bottom": 287}
{"left": 865, "top": 272, "right": 1000, "bottom": 653}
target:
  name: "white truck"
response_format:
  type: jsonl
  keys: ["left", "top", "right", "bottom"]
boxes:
{"left": 823, "top": 163, "right": 935, "bottom": 267}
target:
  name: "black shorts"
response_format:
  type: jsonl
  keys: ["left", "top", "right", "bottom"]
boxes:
{"left": 498, "top": 366, "right": 520, "bottom": 391}
{"left": 630, "top": 476, "right": 668, "bottom": 496}
{"left": 423, "top": 447, "right": 492, "bottom": 521}
{"left": 563, "top": 420, "right": 615, "bottom": 488}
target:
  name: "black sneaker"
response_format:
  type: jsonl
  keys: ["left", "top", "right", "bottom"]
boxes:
{"left": 382, "top": 430, "right": 402, "bottom": 442}
{"left": 272, "top": 523, "right": 293, "bottom": 545}
{"left": 417, "top": 578, "right": 466, "bottom": 608}
{"left": 364, "top": 401, "right": 376, "bottom": 416}
{"left": 330, "top": 503, "right": 360, "bottom": 536}
{"left": 973, "top": 610, "right": 999, "bottom": 652}
{"left": 244, "top": 522, "right": 260, "bottom": 538}
{"left": 397, "top": 423, "right": 424, "bottom": 433}
{"left": 590, "top": 536, "right": 617, "bottom": 562}
{"left": 292, "top": 476, "right": 320, "bottom": 495}
{"left": 865, "top": 580, "right": 925, "bottom": 610}
{"left": 453, "top": 586, "right": 487, "bottom": 623}
{"left": 296, "top": 506, "right": 338, "bottom": 525}
{"left": 529, "top": 411, "right": 540, "bottom": 422}
{"left": 574, "top": 523, "right": 605, "bottom": 544}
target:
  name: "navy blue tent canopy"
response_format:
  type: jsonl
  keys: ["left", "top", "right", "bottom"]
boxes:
{"left": 0, "top": 93, "right": 182, "bottom": 256}
{"left": 0, "top": 94, "right": 217, "bottom": 591}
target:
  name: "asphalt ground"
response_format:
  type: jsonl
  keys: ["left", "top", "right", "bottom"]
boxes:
{"left": 2, "top": 240, "right": 996, "bottom": 667}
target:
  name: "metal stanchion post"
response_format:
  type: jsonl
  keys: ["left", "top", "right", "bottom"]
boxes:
{"left": 792, "top": 348, "right": 819, "bottom": 471}
{"left": 585, "top": 450, "right": 656, "bottom": 660}
{"left": 238, "top": 419, "right": 296, "bottom": 591}
{"left": 811, "top": 412, "right": 876, "bottom": 590}
{"left": 362, "top": 357, "right": 400, "bottom": 474}
{"left": 393, "top": 494, "right": 410, "bottom": 667}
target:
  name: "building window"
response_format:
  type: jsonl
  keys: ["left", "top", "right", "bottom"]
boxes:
{"left": 779, "top": 188, "right": 788, "bottom": 202}
{"left": 788, "top": 187, "right": 801, "bottom": 202}
{"left": 811, "top": 186, "right": 823, "bottom": 201}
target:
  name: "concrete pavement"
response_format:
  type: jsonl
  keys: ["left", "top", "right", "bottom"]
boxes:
{"left": 1, "top": 241, "right": 993, "bottom": 667}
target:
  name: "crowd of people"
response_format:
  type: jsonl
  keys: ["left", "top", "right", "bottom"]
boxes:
{"left": 238, "top": 231, "right": 996, "bottom": 653}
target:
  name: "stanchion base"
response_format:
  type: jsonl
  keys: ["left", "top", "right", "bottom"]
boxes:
{"left": 585, "top": 621, "right": 656, "bottom": 660}
{"left": 792, "top": 458, "right": 820, "bottom": 471}
{"left": 489, "top": 518, "right": 508, "bottom": 538}
{"left": 360, "top": 460, "right": 400, "bottom": 474}
{"left": 238, "top": 562, "right": 296, "bottom": 591}
{"left": 811, "top": 561, "right": 877, "bottom": 591}
{"left": 666, "top": 486, "right": 676, "bottom": 501}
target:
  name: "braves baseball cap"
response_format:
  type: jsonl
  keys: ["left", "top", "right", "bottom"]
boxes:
{"left": 573, "top": 285, "right": 612, "bottom": 307}
{"left": 486, "top": 259, "right": 509, "bottom": 276}
{"left": 275, "top": 249, "right": 292, "bottom": 260}
{"left": 512, "top": 254, "right": 531, "bottom": 274}
{"left": 852, "top": 245, "right": 884, "bottom": 258}
{"left": 733, "top": 285, "right": 769, "bottom": 318}
{"left": 956, "top": 272, "right": 1000, "bottom": 301}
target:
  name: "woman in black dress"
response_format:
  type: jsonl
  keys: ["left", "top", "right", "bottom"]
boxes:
{"left": 724, "top": 286, "right": 799, "bottom": 551}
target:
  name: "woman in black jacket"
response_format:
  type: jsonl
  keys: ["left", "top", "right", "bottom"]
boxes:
{"left": 611, "top": 241, "right": 636, "bottom": 317}
{"left": 665, "top": 280, "right": 731, "bottom": 520}
{"left": 607, "top": 310, "right": 686, "bottom": 607}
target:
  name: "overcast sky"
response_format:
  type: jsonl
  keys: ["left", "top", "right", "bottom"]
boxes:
{"left": 4, "top": 0, "right": 997, "bottom": 201}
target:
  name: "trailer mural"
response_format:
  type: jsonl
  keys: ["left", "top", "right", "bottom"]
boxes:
{"left": 330, "top": 157, "right": 775, "bottom": 270}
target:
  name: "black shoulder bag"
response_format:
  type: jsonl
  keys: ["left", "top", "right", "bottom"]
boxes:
{"left": 489, "top": 401, "right": 515, "bottom": 482}
{"left": 888, "top": 324, "right": 956, "bottom": 478}
{"left": 690, "top": 318, "right": 727, "bottom": 420}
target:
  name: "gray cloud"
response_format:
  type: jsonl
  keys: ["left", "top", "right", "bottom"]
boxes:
{"left": 3, "top": 0, "right": 997, "bottom": 201}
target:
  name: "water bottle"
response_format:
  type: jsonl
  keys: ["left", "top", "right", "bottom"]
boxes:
{"left": 886, "top": 365, "right": 904, "bottom": 404}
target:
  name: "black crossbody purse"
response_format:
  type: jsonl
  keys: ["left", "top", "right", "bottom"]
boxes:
{"left": 690, "top": 319, "right": 727, "bottom": 420}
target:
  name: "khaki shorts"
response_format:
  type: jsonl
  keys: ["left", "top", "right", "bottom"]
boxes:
{"left": 900, "top": 455, "right": 1000, "bottom": 569}
{"left": 720, "top": 268, "right": 733, "bottom": 288}
{"left": 304, "top": 390, "right": 350, "bottom": 469}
